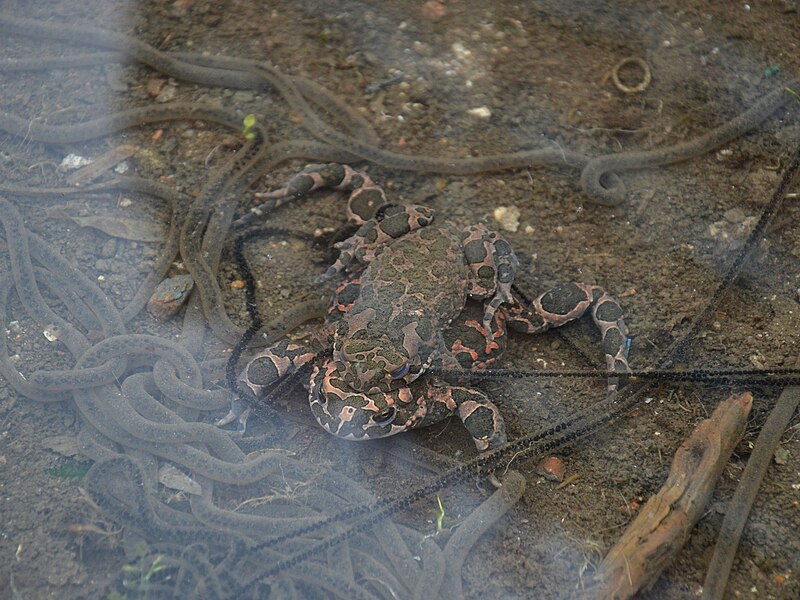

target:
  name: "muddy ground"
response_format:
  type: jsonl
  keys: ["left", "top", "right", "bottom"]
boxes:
{"left": 1, "top": 0, "right": 799, "bottom": 598}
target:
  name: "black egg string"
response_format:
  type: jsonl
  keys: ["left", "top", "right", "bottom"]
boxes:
{"left": 429, "top": 365, "right": 800, "bottom": 386}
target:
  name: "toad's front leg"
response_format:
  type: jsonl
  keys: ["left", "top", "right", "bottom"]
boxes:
{"left": 424, "top": 381, "right": 507, "bottom": 452}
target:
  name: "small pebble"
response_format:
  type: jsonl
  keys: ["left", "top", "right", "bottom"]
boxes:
{"left": 773, "top": 447, "right": 789, "bottom": 465}
{"left": 715, "top": 148, "right": 734, "bottom": 161}
{"left": 493, "top": 205, "right": 520, "bottom": 232}
{"left": 420, "top": 1, "right": 446, "bottom": 20}
{"left": 452, "top": 42, "right": 470, "bottom": 59}
{"left": 535, "top": 456, "right": 565, "bottom": 482}
{"left": 155, "top": 84, "right": 178, "bottom": 103}
{"left": 708, "top": 221, "right": 729, "bottom": 241}
{"left": 749, "top": 353, "right": 766, "bottom": 369}
{"left": 147, "top": 274, "right": 194, "bottom": 321}
{"left": 41, "top": 435, "right": 82, "bottom": 457}
{"left": 59, "top": 154, "right": 91, "bottom": 170}
{"left": 233, "top": 91, "right": 255, "bottom": 103}
{"left": 100, "top": 239, "right": 117, "bottom": 258}
{"left": 146, "top": 77, "right": 167, "bottom": 97}
{"left": 467, "top": 106, "right": 492, "bottom": 119}
{"left": 723, "top": 207, "right": 746, "bottom": 224}
{"left": 42, "top": 325, "right": 59, "bottom": 342}
{"left": 158, "top": 464, "right": 201, "bottom": 495}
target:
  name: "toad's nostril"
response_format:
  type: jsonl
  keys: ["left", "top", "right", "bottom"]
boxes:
{"left": 372, "top": 406, "right": 396, "bottom": 426}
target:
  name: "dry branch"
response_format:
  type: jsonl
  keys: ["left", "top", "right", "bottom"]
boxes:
{"left": 590, "top": 391, "right": 753, "bottom": 600}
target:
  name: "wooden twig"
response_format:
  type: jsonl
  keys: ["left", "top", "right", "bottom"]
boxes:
{"left": 590, "top": 391, "right": 753, "bottom": 599}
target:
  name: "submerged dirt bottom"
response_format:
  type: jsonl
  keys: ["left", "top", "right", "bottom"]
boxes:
{"left": 1, "top": 0, "right": 799, "bottom": 598}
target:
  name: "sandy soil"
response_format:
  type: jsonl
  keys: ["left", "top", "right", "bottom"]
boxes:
{"left": 0, "top": 1, "right": 799, "bottom": 598}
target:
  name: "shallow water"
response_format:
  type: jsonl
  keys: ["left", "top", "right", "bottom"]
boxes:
{"left": 0, "top": 1, "right": 799, "bottom": 598}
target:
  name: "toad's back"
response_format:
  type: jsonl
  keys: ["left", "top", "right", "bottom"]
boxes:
{"left": 343, "top": 222, "right": 470, "bottom": 356}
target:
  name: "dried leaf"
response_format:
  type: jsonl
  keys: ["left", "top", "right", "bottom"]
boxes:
{"left": 158, "top": 464, "right": 202, "bottom": 495}
{"left": 46, "top": 206, "right": 166, "bottom": 242}
{"left": 41, "top": 435, "right": 82, "bottom": 457}
{"left": 65, "top": 144, "right": 137, "bottom": 186}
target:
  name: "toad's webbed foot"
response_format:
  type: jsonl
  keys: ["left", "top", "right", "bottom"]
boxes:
{"left": 214, "top": 398, "right": 252, "bottom": 433}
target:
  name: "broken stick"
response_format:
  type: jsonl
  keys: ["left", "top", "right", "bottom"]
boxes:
{"left": 590, "top": 391, "right": 753, "bottom": 599}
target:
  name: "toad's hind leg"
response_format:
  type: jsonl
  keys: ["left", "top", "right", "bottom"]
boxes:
{"left": 505, "top": 282, "right": 630, "bottom": 392}
{"left": 247, "top": 163, "right": 387, "bottom": 226}
{"left": 318, "top": 203, "right": 435, "bottom": 282}
{"left": 448, "top": 302, "right": 509, "bottom": 370}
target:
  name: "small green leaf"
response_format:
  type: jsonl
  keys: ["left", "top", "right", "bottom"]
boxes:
{"left": 764, "top": 65, "right": 780, "bottom": 78}
{"left": 242, "top": 114, "right": 258, "bottom": 140}
{"left": 435, "top": 495, "right": 445, "bottom": 533}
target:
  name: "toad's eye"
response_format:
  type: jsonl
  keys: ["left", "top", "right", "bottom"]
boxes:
{"left": 372, "top": 406, "right": 396, "bottom": 426}
{"left": 389, "top": 363, "right": 409, "bottom": 379}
